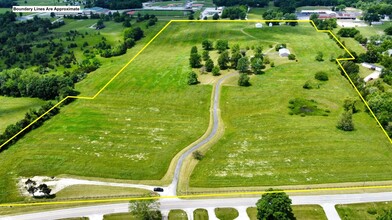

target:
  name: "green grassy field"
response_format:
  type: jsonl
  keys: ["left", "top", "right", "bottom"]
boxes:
{"left": 0, "top": 21, "right": 215, "bottom": 203}
{"left": 55, "top": 185, "right": 150, "bottom": 199}
{"left": 336, "top": 201, "right": 392, "bottom": 220}
{"left": 356, "top": 22, "right": 392, "bottom": 38}
{"left": 247, "top": 205, "right": 327, "bottom": 220}
{"left": 169, "top": 209, "right": 188, "bottom": 220}
{"left": 215, "top": 208, "right": 238, "bottom": 220}
{"left": 0, "top": 96, "right": 46, "bottom": 133}
{"left": 190, "top": 23, "right": 392, "bottom": 188}
{"left": 194, "top": 208, "right": 208, "bottom": 220}
{"left": 103, "top": 212, "right": 138, "bottom": 220}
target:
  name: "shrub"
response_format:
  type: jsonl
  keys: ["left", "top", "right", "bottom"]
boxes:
{"left": 238, "top": 73, "right": 250, "bottom": 86}
{"left": 315, "top": 71, "right": 329, "bottom": 81}
{"left": 270, "top": 62, "right": 275, "bottom": 67}
{"left": 187, "top": 71, "right": 199, "bottom": 85}
{"left": 212, "top": 66, "right": 220, "bottom": 76}
{"left": 315, "top": 51, "right": 324, "bottom": 61}
{"left": 337, "top": 111, "right": 354, "bottom": 131}
{"left": 193, "top": 150, "right": 204, "bottom": 160}
{"left": 288, "top": 54, "right": 296, "bottom": 60}
{"left": 303, "top": 80, "right": 313, "bottom": 89}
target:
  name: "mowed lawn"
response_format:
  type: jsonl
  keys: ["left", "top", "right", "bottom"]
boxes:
{"left": 0, "top": 96, "right": 46, "bottom": 133}
{"left": 190, "top": 23, "right": 392, "bottom": 187}
{"left": 336, "top": 201, "right": 392, "bottom": 220}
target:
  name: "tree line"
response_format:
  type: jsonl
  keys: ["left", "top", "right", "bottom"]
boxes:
{"left": 0, "top": 101, "right": 60, "bottom": 152}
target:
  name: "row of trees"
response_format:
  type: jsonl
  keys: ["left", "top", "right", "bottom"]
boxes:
{"left": 262, "top": 10, "right": 298, "bottom": 26}
{"left": 0, "top": 102, "right": 60, "bottom": 151}
{"left": 221, "top": 6, "right": 247, "bottom": 20}
{"left": 310, "top": 14, "right": 337, "bottom": 30}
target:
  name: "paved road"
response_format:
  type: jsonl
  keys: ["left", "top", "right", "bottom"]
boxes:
{"left": 169, "top": 73, "right": 236, "bottom": 194}
{"left": 4, "top": 192, "right": 392, "bottom": 220}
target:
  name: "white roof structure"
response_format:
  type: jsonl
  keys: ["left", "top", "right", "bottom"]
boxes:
{"left": 255, "top": 23, "right": 263, "bottom": 28}
{"left": 279, "top": 48, "right": 290, "bottom": 57}
{"left": 386, "top": 49, "right": 392, "bottom": 56}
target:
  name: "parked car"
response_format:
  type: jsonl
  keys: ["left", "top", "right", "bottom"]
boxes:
{"left": 153, "top": 187, "right": 164, "bottom": 192}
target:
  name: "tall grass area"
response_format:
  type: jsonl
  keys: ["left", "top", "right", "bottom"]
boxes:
{"left": 336, "top": 201, "right": 392, "bottom": 220}
{"left": 0, "top": 96, "right": 46, "bottom": 133}
{"left": 190, "top": 23, "right": 392, "bottom": 187}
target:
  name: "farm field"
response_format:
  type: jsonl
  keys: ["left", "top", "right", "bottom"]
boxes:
{"left": 190, "top": 23, "right": 392, "bottom": 188}
{"left": 0, "top": 96, "right": 46, "bottom": 133}
{"left": 0, "top": 21, "right": 218, "bottom": 203}
{"left": 1, "top": 20, "right": 392, "bottom": 206}
{"left": 336, "top": 201, "right": 392, "bottom": 220}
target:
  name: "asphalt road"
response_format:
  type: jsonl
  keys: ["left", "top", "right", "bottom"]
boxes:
{"left": 4, "top": 192, "right": 392, "bottom": 220}
{"left": 169, "top": 73, "right": 236, "bottom": 194}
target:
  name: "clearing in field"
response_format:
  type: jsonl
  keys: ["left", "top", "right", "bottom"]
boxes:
{"left": 0, "top": 21, "right": 391, "bottom": 205}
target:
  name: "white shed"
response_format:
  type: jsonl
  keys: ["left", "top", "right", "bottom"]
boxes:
{"left": 279, "top": 48, "right": 290, "bottom": 57}
{"left": 255, "top": 23, "right": 263, "bottom": 28}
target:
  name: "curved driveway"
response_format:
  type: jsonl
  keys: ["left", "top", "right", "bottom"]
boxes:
{"left": 170, "top": 73, "right": 237, "bottom": 194}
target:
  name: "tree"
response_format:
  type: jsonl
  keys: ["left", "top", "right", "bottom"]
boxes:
{"left": 189, "top": 53, "right": 202, "bottom": 68}
{"left": 256, "top": 189, "right": 295, "bottom": 220}
{"left": 337, "top": 111, "right": 354, "bottom": 131}
{"left": 188, "top": 14, "right": 194, "bottom": 20}
{"left": 237, "top": 57, "right": 249, "bottom": 73}
{"left": 385, "top": 27, "right": 392, "bottom": 35}
{"left": 190, "top": 46, "right": 198, "bottom": 54}
{"left": 202, "top": 39, "right": 213, "bottom": 50}
{"left": 205, "top": 59, "right": 214, "bottom": 72}
{"left": 212, "top": 66, "right": 220, "bottom": 76}
{"left": 192, "top": 150, "right": 204, "bottom": 160}
{"left": 124, "top": 27, "right": 144, "bottom": 41}
{"left": 213, "top": 13, "right": 219, "bottom": 20}
{"left": 96, "top": 19, "right": 105, "bottom": 29}
{"left": 216, "top": 39, "right": 229, "bottom": 53}
{"left": 238, "top": 73, "right": 250, "bottom": 87}
{"left": 288, "top": 54, "right": 296, "bottom": 60}
{"left": 218, "top": 51, "right": 230, "bottom": 69}
{"left": 202, "top": 50, "right": 210, "bottom": 61}
{"left": 123, "top": 19, "right": 131, "bottom": 27}
{"left": 50, "top": 12, "right": 55, "bottom": 18}
{"left": 251, "top": 58, "right": 265, "bottom": 74}
{"left": 314, "top": 71, "right": 328, "bottom": 81}
{"left": 315, "top": 51, "right": 324, "bottom": 62}
{"left": 129, "top": 197, "right": 162, "bottom": 220}
{"left": 231, "top": 52, "right": 242, "bottom": 69}
{"left": 187, "top": 71, "right": 199, "bottom": 85}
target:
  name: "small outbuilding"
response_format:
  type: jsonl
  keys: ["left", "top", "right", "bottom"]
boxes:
{"left": 255, "top": 23, "right": 263, "bottom": 28}
{"left": 386, "top": 49, "right": 392, "bottom": 57}
{"left": 279, "top": 48, "right": 290, "bottom": 57}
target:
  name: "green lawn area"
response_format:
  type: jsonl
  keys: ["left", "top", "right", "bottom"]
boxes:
{"left": 103, "top": 212, "right": 138, "bottom": 220}
{"left": 190, "top": 23, "right": 392, "bottom": 188}
{"left": 169, "top": 209, "right": 188, "bottom": 220}
{"left": 55, "top": 185, "right": 151, "bottom": 199}
{"left": 336, "top": 201, "right": 392, "bottom": 220}
{"left": 194, "top": 208, "right": 208, "bottom": 220}
{"left": 215, "top": 208, "right": 238, "bottom": 220}
{"left": 356, "top": 22, "right": 392, "bottom": 38}
{"left": 0, "top": 96, "right": 46, "bottom": 133}
{"left": 341, "top": 37, "right": 365, "bottom": 55}
{"left": 0, "top": 8, "right": 10, "bottom": 13}
{"left": 247, "top": 205, "right": 327, "bottom": 220}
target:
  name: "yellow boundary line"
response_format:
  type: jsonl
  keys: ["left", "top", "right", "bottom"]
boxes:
{"left": 0, "top": 19, "right": 391, "bottom": 207}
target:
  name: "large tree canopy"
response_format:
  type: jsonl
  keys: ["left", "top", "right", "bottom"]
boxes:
{"left": 256, "top": 189, "right": 295, "bottom": 220}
